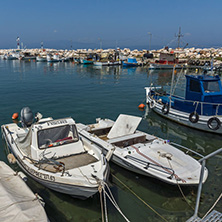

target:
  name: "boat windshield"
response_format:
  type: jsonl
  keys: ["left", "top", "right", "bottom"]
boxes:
{"left": 38, "top": 124, "right": 79, "bottom": 149}
{"left": 203, "top": 81, "right": 220, "bottom": 93}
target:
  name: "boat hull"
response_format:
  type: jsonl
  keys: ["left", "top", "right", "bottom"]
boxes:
{"left": 149, "top": 63, "right": 183, "bottom": 69}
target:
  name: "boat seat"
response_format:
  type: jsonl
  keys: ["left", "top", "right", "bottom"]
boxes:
{"left": 89, "top": 126, "right": 112, "bottom": 137}
{"left": 107, "top": 132, "right": 147, "bottom": 148}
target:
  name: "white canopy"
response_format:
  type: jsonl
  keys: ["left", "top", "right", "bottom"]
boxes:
{"left": 0, "top": 161, "right": 48, "bottom": 222}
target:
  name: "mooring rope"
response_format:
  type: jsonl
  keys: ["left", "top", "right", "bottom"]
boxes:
{"left": 201, "top": 192, "right": 222, "bottom": 220}
{"left": 112, "top": 173, "right": 168, "bottom": 222}
{"left": 99, "top": 184, "right": 105, "bottom": 222}
{"left": 166, "top": 159, "right": 194, "bottom": 211}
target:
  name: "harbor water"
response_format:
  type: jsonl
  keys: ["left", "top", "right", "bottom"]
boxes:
{"left": 0, "top": 59, "right": 221, "bottom": 222}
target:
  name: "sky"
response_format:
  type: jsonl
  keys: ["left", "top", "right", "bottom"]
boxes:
{"left": 0, "top": 0, "right": 222, "bottom": 50}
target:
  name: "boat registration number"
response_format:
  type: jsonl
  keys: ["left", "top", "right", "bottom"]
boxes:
{"left": 47, "top": 120, "right": 67, "bottom": 126}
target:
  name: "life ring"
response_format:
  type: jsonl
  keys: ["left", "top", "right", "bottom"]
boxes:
{"left": 162, "top": 104, "right": 169, "bottom": 115}
{"left": 207, "top": 117, "right": 221, "bottom": 130}
{"left": 189, "top": 112, "right": 199, "bottom": 123}
{"left": 149, "top": 100, "right": 156, "bottom": 109}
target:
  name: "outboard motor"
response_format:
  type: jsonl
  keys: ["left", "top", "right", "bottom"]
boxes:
{"left": 20, "top": 107, "right": 33, "bottom": 127}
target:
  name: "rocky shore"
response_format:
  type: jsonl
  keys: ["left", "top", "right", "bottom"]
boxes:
{"left": 1, "top": 47, "right": 222, "bottom": 66}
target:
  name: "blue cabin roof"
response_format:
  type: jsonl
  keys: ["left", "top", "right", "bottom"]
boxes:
{"left": 127, "top": 58, "right": 137, "bottom": 63}
{"left": 185, "top": 75, "right": 222, "bottom": 103}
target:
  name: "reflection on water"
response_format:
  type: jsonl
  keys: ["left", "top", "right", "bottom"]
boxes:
{"left": 0, "top": 60, "right": 221, "bottom": 221}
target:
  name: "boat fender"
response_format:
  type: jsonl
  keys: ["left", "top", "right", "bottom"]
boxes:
{"left": 162, "top": 104, "right": 169, "bottom": 115}
{"left": 138, "top": 103, "right": 145, "bottom": 109}
{"left": 207, "top": 117, "right": 221, "bottom": 130}
{"left": 189, "top": 112, "right": 199, "bottom": 123}
{"left": 149, "top": 100, "right": 156, "bottom": 109}
{"left": 7, "top": 153, "right": 16, "bottom": 164}
{"left": 12, "top": 112, "right": 19, "bottom": 120}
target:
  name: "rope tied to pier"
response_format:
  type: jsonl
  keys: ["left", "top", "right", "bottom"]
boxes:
{"left": 99, "top": 180, "right": 130, "bottom": 222}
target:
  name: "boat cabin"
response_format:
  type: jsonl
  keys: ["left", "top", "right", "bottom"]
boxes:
{"left": 185, "top": 75, "right": 222, "bottom": 103}
{"left": 21, "top": 118, "right": 85, "bottom": 160}
{"left": 173, "top": 75, "right": 222, "bottom": 115}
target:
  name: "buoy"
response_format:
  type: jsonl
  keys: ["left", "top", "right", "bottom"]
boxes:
{"left": 12, "top": 112, "right": 19, "bottom": 120}
{"left": 7, "top": 153, "right": 16, "bottom": 164}
{"left": 138, "top": 103, "right": 145, "bottom": 109}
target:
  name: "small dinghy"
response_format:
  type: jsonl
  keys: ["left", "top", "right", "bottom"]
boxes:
{"left": 1, "top": 107, "right": 109, "bottom": 199}
{"left": 76, "top": 114, "right": 208, "bottom": 186}
{"left": 0, "top": 161, "right": 48, "bottom": 222}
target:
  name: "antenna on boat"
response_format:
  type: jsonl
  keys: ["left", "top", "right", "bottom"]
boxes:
{"left": 175, "top": 27, "right": 183, "bottom": 48}
{"left": 41, "top": 41, "right": 44, "bottom": 50}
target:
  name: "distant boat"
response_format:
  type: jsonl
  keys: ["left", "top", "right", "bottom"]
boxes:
{"left": 47, "top": 54, "right": 61, "bottom": 62}
{"left": 122, "top": 57, "right": 138, "bottom": 67}
{"left": 19, "top": 52, "right": 36, "bottom": 61}
{"left": 80, "top": 58, "right": 94, "bottom": 64}
{"left": 4, "top": 54, "right": 17, "bottom": 60}
{"left": 149, "top": 51, "right": 185, "bottom": 69}
{"left": 94, "top": 60, "right": 121, "bottom": 66}
{"left": 36, "top": 55, "right": 47, "bottom": 62}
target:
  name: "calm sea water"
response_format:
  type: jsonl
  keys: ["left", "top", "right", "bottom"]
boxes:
{"left": 0, "top": 59, "right": 221, "bottom": 222}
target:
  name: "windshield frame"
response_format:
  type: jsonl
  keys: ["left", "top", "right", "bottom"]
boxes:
{"left": 37, "top": 124, "right": 79, "bottom": 149}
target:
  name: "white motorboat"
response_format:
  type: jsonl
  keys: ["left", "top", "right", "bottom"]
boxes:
{"left": 0, "top": 161, "right": 48, "bottom": 222}
{"left": 1, "top": 107, "right": 109, "bottom": 199}
{"left": 36, "top": 55, "right": 47, "bottom": 62}
{"left": 47, "top": 54, "right": 61, "bottom": 62}
{"left": 76, "top": 114, "right": 208, "bottom": 186}
{"left": 94, "top": 60, "right": 121, "bottom": 66}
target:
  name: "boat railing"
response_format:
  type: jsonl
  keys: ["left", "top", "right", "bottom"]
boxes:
{"left": 125, "top": 155, "right": 176, "bottom": 178}
{"left": 170, "top": 142, "right": 204, "bottom": 159}
{"left": 151, "top": 90, "right": 222, "bottom": 116}
{"left": 190, "top": 148, "right": 222, "bottom": 220}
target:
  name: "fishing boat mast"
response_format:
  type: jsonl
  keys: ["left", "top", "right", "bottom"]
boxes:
{"left": 175, "top": 27, "right": 183, "bottom": 49}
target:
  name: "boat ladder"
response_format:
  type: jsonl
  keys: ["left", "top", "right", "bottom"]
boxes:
{"left": 187, "top": 210, "right": 222, "bottom": 222}
{"left": 187, "top": 148, "right": 222, "bottom": 222}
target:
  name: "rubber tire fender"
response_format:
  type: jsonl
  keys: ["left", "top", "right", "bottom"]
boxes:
{"left": 149, "top": 100, "right": 156, "bottom": 109}
{"left": 189, "top": 112, "right": 199, "bottom": 123}
{"left": 162, "top": 104, "right": 169, "bottom": 115}
{"left": 207, "top": 117, "right": 221, "bottom": 130}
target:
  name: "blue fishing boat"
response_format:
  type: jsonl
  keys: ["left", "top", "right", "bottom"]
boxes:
{"left": 145, "top": 71, "right": 222, "bottom": 134}
{"left": 122, "top": 57, "right": 138, "bottom": 67}
{"left": 80, "top": 58, "right": 94, "bottom": 64}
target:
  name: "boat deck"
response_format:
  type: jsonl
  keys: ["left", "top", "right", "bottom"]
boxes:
{"left": 35, "top": 152, "right": 98, "bottom": 173}
{"left": 187, "top": 210, "right": 222, "bottom": 222}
